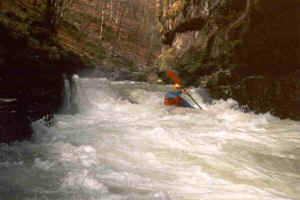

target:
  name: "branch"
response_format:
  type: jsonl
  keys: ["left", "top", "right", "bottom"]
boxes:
{"left": 224, "top": 0, "right": 251, "bottom": 38}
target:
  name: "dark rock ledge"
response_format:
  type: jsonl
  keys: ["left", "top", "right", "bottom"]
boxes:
{"left": 0, "top": 74, "right": 63, "bottom": 143}
{"left": 0, "top": 21, "right": 90, "bottom": 144}
{"left": 205, "top": 69, "right": 300, "bottom": 120}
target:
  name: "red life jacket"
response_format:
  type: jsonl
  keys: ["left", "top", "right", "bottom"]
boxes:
{"left": 164, "top": 96, "right": 182, "bottom": 106}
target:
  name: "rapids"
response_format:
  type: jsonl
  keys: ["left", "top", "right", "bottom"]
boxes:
{"left": 0, "top": 77, "right": 299, "bottom": 200}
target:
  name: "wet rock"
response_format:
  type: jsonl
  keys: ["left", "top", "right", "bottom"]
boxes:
{"left": 0, "top": 111, "right": 32, "bottom": 143}
{"left": 207, "top": 73, "right": 300, "bottom": 120}
{"left": 0, "top": 73, "right": 65, "bottom": 144}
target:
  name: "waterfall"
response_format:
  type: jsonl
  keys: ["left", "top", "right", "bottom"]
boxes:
{"left": 63, "top": 74, "right": 71, "bottom": 111}
{"left": 61, "top": 74, "right": 78, "bottom": 114}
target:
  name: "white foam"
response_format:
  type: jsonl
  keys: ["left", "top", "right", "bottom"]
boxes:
{"left": 1, "top": 78, "right": 300, "bottom": 200}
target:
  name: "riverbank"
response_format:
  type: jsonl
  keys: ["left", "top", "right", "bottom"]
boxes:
{"left": 0, "top": 1, "right": 155, "bottom": 143}
{"left": 0, "top": 3, "right": 92, "bottom": 143}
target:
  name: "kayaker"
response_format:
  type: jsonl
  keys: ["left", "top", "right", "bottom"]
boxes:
{"left": 164, "top": 83, "right": 194, "bottom": 108}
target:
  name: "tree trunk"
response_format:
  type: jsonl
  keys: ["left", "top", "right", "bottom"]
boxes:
{"left": 100, "top": 1, "right": 106, "bottom": 39}
{"left": 162, "top": 0, "right": 169, "bottom": 31}
{"left": 146, "top": 30, "right": 154, "bottom": 65}
{"left": 110, "top": 0, "right": 113, "bottom": 24}
{"left": 156, "top": 0, "right": 161, "bottom": 19}
{"left": 116, "top": 5, "right": 125, "bottom": 40}
{"left": 44, "top": 0, "right": 75, "bottom": 33}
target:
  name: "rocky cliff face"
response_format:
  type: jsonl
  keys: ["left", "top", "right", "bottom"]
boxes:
{"left": 157, "top": 0, "right": 300, "bottom": 120}
{"left": 158, "top": 0, "right": 249, "bottom": 59}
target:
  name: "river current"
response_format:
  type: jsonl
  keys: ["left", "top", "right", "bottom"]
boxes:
{"left": 0, "top": 77, "right": 299, "bottom": 200}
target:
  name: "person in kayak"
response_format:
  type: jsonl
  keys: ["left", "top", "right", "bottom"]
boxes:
{"left": 164, "top": 83, "right": 194, "bottom": 108}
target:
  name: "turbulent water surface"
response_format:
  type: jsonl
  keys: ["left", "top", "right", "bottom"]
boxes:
{"left": 1, "top": 77, "right": 300, "bottom": 200}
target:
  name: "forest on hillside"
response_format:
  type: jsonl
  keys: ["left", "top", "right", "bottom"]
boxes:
{"left": 0, "top": 0, "right": 162, "bottom": 65}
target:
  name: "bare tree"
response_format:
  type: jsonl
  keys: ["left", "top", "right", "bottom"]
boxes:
{"left": 95, "top": 0, "right": 108, "bottom": 39}
{"left": 44, "top": 0, "right": 75, "bottom": 33}
{"left": 110, "top": 0, "right": 113, "bottom": 24}
{"left": 156, "top": 0, "right": 162, "bottom": 19}
{"left": 162, "top": 0, "right": 169, "bottom": 31}
{"left": 116, "top": 2, "right": 125, "bottom": 40}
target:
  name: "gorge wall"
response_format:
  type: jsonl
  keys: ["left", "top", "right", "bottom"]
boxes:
{"left": 0, "top": 2, "right": 87, "bottom": 143}
{"left": 0, "top": 0, "right": 159, "bottom": 143}
{"left": 157, "top": 0, "right": 300, "bottom": 120}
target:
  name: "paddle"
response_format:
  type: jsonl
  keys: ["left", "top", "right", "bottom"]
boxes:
{"left": 166, "top": 69, "right": 181, "bottom": 85}
{"left": 165, "top": 69, "right": 203, "bottom": 109}
{"left": 185, "top": 92, "right": 203, "bottom": 110}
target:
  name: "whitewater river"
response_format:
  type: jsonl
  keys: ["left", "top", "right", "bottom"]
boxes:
{"left": 0, "top": 77, "right": 300, "bottom": 200}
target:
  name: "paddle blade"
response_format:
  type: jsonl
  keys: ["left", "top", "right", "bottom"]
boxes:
{"left": 166, "top": 69, "right": 181, "bottom": 85}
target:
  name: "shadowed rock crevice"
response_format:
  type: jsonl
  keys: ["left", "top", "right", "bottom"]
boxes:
{"left": 162, "top": 17, "right": 206, "bottom": 45}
